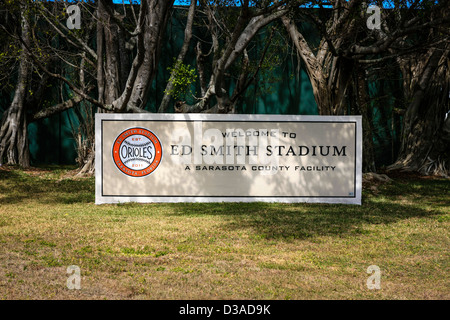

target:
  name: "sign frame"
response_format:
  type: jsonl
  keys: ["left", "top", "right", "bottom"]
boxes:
{"left": 95, "top": 113, "right": 362, "bottom": 205}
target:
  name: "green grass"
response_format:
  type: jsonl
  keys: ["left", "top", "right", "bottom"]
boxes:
{"left": 0, "top": 165, "right": 448, "bottom": 300}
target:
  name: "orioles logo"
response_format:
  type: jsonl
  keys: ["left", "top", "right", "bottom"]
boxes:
{"left": 112, "top": 127, "right": 162, "bottom": 177}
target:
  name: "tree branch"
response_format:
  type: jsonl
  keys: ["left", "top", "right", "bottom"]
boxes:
{"left": 30, "top": 87, "right": 94, "bottom": 121}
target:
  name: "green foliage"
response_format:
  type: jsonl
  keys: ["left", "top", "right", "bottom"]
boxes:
{"left": 164, "top": 59, "right": 197, "bottom": 100}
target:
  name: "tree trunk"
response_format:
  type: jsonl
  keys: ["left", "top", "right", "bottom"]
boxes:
{"left": 281, "top": 17, "right": 353, "bottom": 116}
{"left": 126, "top": 0, "right": 174, "bottom": 110}
{"left": 0, "top": 6, "right": 31, "bottom": 167}
{"left": 388, "top": 45, "right": 450, "bottom": 175}
{"left": 75, "top": 0, "right": 174, "bottom": 175}
{"left": 354, "top": 64, "right": 376, "bottom": 172}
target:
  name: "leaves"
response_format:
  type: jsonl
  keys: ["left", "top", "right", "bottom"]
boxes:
{"left": 164, "top": 59, "right": 197, "bottom": 100}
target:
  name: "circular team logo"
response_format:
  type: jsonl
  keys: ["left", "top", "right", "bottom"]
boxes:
{"left": 112, "top": 127, "right": 163, "bottom": 177}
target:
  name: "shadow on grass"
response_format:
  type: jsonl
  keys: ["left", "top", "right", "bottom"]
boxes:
{"left": 165, "top": 203, "right": 436, "bottom": 240}
{"left": 0, "top": 169, "right": 94, "bottom": 205}
{"left": 167, "top": 179, "right": 449, "bottom": 240}
{"left": 1, "top": 167, "right": 448, "bottom": 240}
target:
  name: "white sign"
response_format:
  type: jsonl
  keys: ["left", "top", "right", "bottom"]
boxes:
{"left": 95, "top": 114, "right": 362, "bottom": 204}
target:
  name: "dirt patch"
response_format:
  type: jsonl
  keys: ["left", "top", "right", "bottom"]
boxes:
{"left": 379, "top": 169, "right": 447, "bottom": 181}
{"left": 0, "top": 165, "right": 87, "bottom": 180}
{"left": 363, "top": 172, "right": 393, "bottom": 193}
{"left": 0, "top": 165, "right": 51, "bottom": 175}
{"left": 362, "top": 169, "right": 448, "bottom": 193}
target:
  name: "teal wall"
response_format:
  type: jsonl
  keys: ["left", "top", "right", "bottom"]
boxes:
{"left": 28, "top": 112, "right": 78, "bottom": 165}
{"left": 0, "top": 8, "right": 399, "bottom": 167}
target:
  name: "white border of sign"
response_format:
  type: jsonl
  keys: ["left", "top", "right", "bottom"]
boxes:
{"left": 95, "top": 113, "right": 362, "bottom": 205}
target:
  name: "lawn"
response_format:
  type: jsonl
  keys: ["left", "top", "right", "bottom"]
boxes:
{"left": 0, "top": 166, "right": 448, "bottom": 300}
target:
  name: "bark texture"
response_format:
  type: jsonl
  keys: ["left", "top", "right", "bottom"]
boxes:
{"left": 388, "top": 45, "right": 450, "bottom": 176}
{"left": 282, "top": 15, "right": 354, "bottom": 116}
{"left": 0, "top": 7, "right": 31, "bottom": 167}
